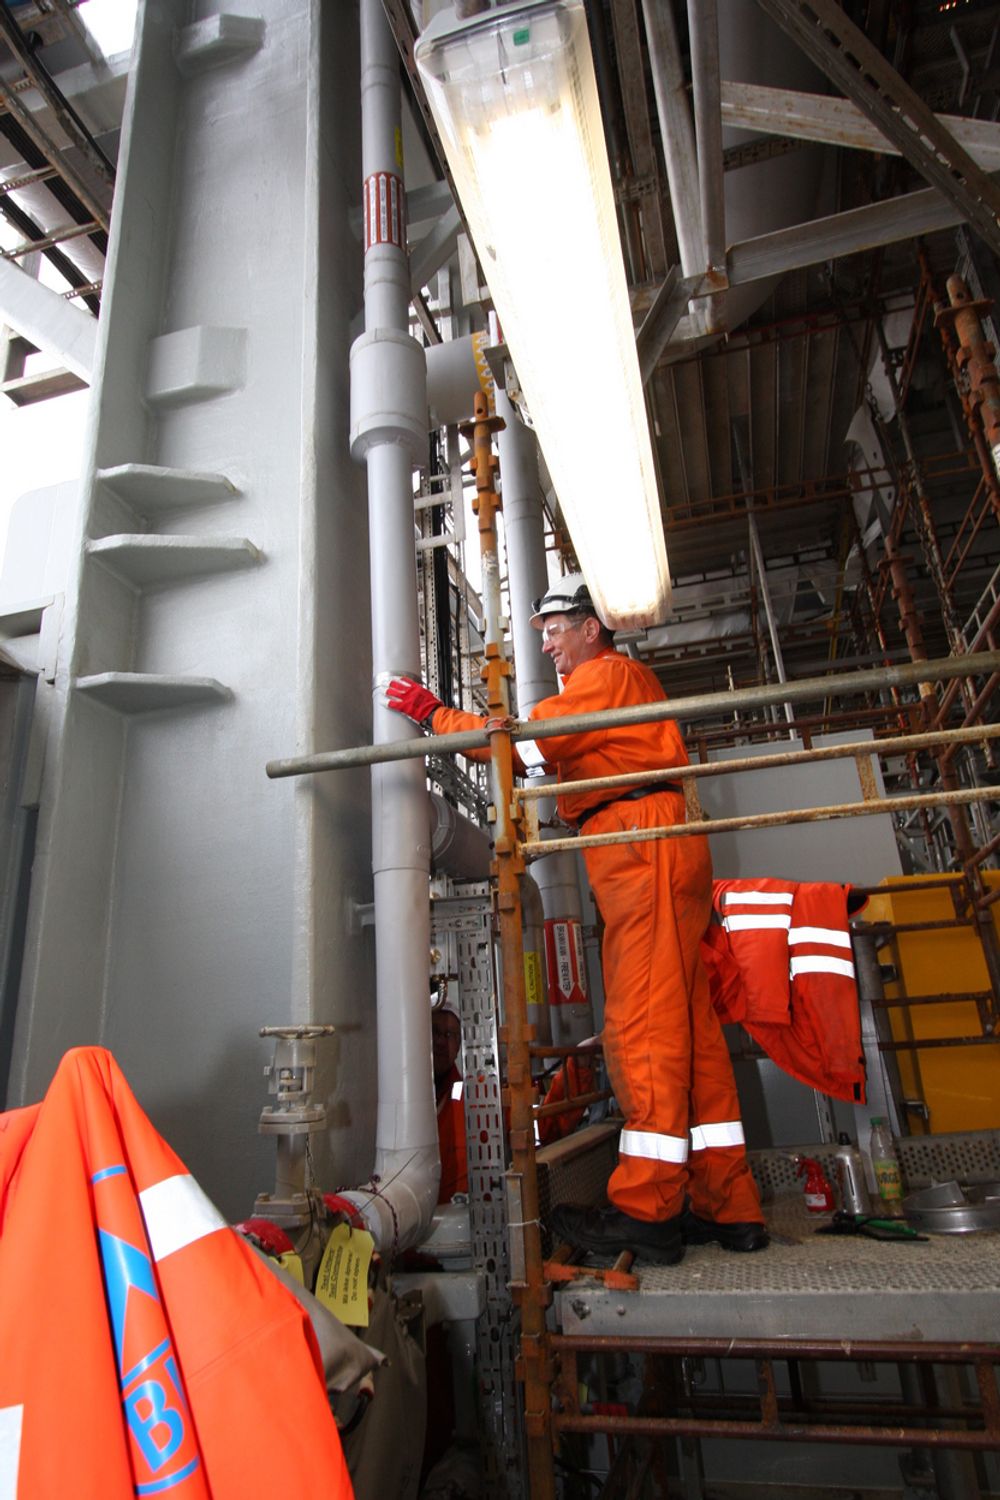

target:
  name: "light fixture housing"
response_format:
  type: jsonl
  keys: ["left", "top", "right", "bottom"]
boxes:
{"left": 415, "top": 0, "right": 671, "bottom": 629}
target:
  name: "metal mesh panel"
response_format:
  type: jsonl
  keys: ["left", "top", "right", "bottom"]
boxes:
{"left": 898, "top": 1130, "right": 1000, "bottom": 1187}
{"left": 750, "top": 1131, "right": 1000, "bottom": 1201}
{"left": 537, "top": 1125, "right": 619, "bottom": 1222}
{"left": 434, "top": 894, "right": 525, "bottom": 1500}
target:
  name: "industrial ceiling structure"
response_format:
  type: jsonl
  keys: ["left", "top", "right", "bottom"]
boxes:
{"left": 386, "top": 0, "right": 1000, "bottom": 724}
{"left": 2, "top": 0, "right": 999, "bottom": 816}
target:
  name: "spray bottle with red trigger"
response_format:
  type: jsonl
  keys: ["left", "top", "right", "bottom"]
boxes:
{"left": 796, "top": 1156, "right": 835, "bottom": 1213}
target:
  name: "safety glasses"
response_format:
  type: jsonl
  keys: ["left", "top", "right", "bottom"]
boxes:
{"left": 541, "top": 618, "right": 585, "bottom": 643}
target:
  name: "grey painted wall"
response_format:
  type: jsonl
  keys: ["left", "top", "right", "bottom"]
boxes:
{"left": 703, "top": 730, "right": 902, "bottom": 885}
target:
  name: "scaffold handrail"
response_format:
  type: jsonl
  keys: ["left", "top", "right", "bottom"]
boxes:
{"left": 522, "top": 785, "right": 998, "bottom": 856}
{"left": 516, "top": 722, "right": 1000, "bottom": 801}
{"left": 265, "top": 649, "right": 1000, "bottom": 779}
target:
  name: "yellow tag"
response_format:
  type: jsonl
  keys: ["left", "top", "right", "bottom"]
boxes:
{"left": 394, "top": 125, "right": 404, "bottom": 170}
{"left": 524, "top": 950, "right": 543, "bottom": 1010}
{"left": 276, "top": 1252, "right": 304, "bottom": 1285}
{"left": 315, "top": 1223, "right": 374, "bottom": 1327}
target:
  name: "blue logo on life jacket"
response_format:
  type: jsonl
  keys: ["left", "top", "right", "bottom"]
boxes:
{"left": 94, "top": 1167, "right": 203, "bottom": 1495}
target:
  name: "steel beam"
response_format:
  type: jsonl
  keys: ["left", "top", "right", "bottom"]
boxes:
{"left": 641, "top": 0, "right": 705, "bottom": 284}
{"left": 0, "top": 4, "right": 114, "bottom": 228}
{"left": 726, "top": 185, "right": 974, "bottom": 288}
{"left": 721, "top": 80, "right": 1000, "bottom": 170}
{"left": 409, "top": 202, "right": 460, "bottom": 296}
{"left": 687, "top": 0, "right": 727, "bottom": 331}
{"left": 636, "top": 266, "right": 705, "bottom": 384}
{"left": 0, "top": 254, "right": 95, "bottom": 381}
{"left": 756, "top": 0, "right": 1000, "bottom": 258}
{"left": 610, "top": 0, "right": 668, "bottom": 277}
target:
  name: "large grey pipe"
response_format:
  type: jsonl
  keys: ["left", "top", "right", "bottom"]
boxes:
{"left": 347, "top": 0, "right": 438, "bottom": 1251}
{"left": 497, "top": 386, "right": 594, "bottom": 1046}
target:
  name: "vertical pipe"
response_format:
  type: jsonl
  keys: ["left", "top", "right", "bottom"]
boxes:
{"left": 747, "top": 509, "right": 795, "bottom": 734}
{"left": 497, "top": 387, "right": 595, "bottom": 1047}
{"left": 346, "top": 0, "right": 437, "bottom": 1252}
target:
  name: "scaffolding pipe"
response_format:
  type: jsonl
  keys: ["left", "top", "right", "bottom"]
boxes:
{"left": 517, "top": 722, "right": 1000, "bottom": 801}
{"left": 266, "top": 650, "right": 1000, "bottom": 778}
{"left": 344, "top": 0, "right": 437, "bottom": 1253}
{"left": 462, "top": 388, "right": 555, "bottom": 1499}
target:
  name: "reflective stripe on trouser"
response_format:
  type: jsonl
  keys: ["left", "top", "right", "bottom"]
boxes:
{"left": 585, "top": 800, "right": 762, "bottom": 1225}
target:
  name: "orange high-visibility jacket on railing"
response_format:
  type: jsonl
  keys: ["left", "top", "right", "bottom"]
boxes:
{"left": 0, "top": 1047, "right": 354, "bottom": 1500}
{"left": 705, "top": 880, "right": 868, "bottom": 1103}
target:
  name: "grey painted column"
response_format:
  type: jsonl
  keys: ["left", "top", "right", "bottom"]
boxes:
{"left": 8, "top": 0, "right": 374, "bottom": 1221}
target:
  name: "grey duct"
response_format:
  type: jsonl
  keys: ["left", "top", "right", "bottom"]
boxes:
{"left": 429, "top": 792, "right": 490, "bottom": 881}
{"left": 345, "top": 0, "right": 438, "bottom": 1252}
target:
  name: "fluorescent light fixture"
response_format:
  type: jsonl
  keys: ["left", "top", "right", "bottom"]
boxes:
{"left": 416, "top": 0, "right": 671, "bottom": 630}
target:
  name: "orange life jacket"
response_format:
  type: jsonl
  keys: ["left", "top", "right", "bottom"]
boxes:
{"left": 0, "top": 1046, "right": 354, "bottom": 1499}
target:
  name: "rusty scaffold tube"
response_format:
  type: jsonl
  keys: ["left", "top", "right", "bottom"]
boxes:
{"left": 460, "top": 389, "right": 556, "bottom": 1500}
{"left": 933, "top": 268, "right": 1000, "bottom": 522}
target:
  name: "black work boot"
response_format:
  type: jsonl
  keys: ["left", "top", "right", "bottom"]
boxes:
{"left": 550, "top": 1203, "right": 684, "bottom": 1264}
{"left": 680, "top": 1209, "right": 769, "bottom": 1252}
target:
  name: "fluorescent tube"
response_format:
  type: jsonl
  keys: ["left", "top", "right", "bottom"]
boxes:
{"left": 416, "top": 0, "right": 671, "bottom": 629}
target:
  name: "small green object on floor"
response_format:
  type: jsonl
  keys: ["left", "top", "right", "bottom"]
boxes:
{"left": 815, "top": 1209, "right": 928, "bottom": 1242}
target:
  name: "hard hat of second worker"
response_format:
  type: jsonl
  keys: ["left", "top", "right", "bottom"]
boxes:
{"left": 529, "top": 572, "right": 602, "bottom": 628}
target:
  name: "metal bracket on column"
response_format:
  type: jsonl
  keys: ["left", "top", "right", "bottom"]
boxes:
{"left": 756, "top": 0, "right": 1000, "bottom": 260}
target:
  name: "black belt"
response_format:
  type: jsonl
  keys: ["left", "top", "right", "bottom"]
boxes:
{"left": 575, "top": 781, "right": 683, "bottom": 830}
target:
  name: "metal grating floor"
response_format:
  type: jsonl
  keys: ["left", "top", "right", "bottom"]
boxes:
{"left": 554, "top": 1194, "right": 1000, "bottom": 1345}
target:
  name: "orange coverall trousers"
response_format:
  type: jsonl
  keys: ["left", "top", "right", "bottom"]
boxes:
{"left": 584, "top": 794, "right": 760, "bottom": 1223}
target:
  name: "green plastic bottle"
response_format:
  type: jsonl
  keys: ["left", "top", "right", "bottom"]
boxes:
{"left": 869, "top": 1116, "right": 904, "bottom": 1215}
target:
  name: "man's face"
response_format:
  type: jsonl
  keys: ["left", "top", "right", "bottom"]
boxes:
{"left": 540, "top": 612, "right": 603, "bottom": 678}
{"left": 432, "top": 1010, "right": 461, "bottom": 1077}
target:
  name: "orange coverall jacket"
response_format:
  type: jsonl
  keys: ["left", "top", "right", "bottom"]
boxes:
{"left": 0, "top": 1047, "right": 353, "bottom": 1499}
{"left": 434, "top": 649, "right": 761, "bottom": 1225}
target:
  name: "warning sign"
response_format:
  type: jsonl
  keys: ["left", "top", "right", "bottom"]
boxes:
{"left": 544, "top": 919, "right": 588, "bottom": 1006}
{"left": 315, "top": 1223, "right": 374, "bottom": 1327}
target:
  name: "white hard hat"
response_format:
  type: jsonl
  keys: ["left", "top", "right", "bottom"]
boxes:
{"left": 529, "top": 572, "right": 601, "bottom": 628}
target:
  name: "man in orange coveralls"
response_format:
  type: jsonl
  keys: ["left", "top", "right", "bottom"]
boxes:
{"left": 386, "top": 574, "right": 766, "bottom": 1264}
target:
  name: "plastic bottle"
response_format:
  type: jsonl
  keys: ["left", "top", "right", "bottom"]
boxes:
{"left": 869, "top": 1116, "right": 904, "bottom": 1215}
{"left": 834, "top": 1131, "right": 869, "bottom": 1216}
{"left": 797, "top": 1156, "right": 835, "bottom": 1213}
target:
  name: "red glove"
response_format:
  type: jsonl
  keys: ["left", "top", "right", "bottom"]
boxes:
{"left": 385, "top": 677, "right": 443, "bottom": 728}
